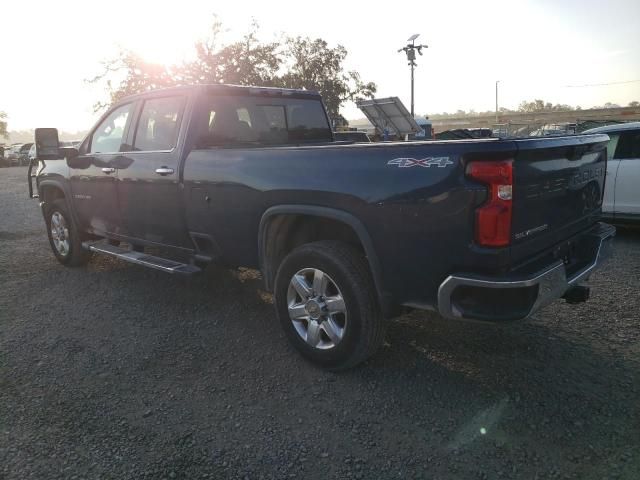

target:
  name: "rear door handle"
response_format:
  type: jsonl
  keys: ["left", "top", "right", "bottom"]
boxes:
{"left": 101, "top": 167, "right": 116, "bottom": 174}
{"left": 155, "top": 167, "right": 175, "bottom": 176}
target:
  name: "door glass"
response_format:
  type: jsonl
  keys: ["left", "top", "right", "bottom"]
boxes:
{"left": 133, "top": 96, "right": 185, "bottom": 151}
{"left": 614, "top": 131, "right": 640, "bottom": 160}
{"left": 606, "top": 134, "right": 620, "bottom": 161}
{"left": 90, "top": 104, "right": 132, "bottom": 153}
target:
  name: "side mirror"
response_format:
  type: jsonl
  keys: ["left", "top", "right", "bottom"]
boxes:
{"left": 60, "top": 147, "right": 79, "bottom": 160}
{"left": 34, "top": 128, "right": 60, "bottom": 160}
{"left": 64, "top": 149, "right": 88, "bottom": 169}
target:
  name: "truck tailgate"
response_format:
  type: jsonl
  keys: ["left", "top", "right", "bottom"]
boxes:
{"left": 510, "top": 134, "right": 610, "bottom": 265}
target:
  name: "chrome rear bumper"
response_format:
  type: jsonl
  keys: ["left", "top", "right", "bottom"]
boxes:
{"left": 437, "top": 223, "right": 615, "bottom": 321}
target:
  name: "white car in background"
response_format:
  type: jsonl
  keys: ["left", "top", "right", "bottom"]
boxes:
{"left": 583, "top": 122, "right": 640, "bottom": 223}
{"left": 28, "top": 143, "right": 37, "bottom": 163}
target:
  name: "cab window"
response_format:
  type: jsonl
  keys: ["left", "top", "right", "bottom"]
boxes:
{"left": 197, "top": 95, "right": 331, "bottom": 147}
{"left": 90, "top": 104, "right": 132, "bottom": 154}
{"left": 133, "top": 96, "right": 185, "bottom": 151}
{"left": 614, "top": 131, "right": 640, "bottom": 160}
{"left": 606, "top": 134, "right": 620, "bottom": 161}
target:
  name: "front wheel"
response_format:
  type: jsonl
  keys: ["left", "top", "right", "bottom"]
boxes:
{"left": 44, "top": 198, "right": 92, "bottom": 267}
{"left": 274, "top": 241, "right": 385, "bottom": 370}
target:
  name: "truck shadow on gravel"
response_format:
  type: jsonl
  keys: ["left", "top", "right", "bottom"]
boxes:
{"left": 3, "top": 250, "right": 639, "bottom": 479}
{"left": 98, "top": 259, "right": 638, "bottom": 429}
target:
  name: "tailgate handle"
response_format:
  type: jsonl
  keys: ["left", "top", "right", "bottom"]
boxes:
{"left": 101, "top": 167, "right": 116, "bottom": 174}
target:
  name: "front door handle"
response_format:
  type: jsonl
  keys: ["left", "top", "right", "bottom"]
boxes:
{"left": 155, "top": 167, "right": 175, "bottom": 176}
{"left": 101, "top": 167, "right": 116, "bottom": 174}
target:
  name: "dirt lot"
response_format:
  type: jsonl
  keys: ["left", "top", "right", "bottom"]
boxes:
{"left": 1, "top": 166, "right": 639, "bottom": 479}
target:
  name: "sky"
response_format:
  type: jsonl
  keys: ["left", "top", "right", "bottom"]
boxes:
{"left": 1, "top": 0, "right": 639, "bottom": 132}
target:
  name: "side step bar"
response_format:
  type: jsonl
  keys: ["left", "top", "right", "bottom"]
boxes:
{"left": 82, "top": 241, "right": 201, "bottom": 275}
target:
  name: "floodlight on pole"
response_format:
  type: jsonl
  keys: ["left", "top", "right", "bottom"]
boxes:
{"left": 398, "top": 33, "right": 428, "bottom": 117}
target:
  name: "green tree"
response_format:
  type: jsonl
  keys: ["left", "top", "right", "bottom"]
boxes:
{"left": 518, "top": 99, "right": 549, "bottom": 112}
{"left": 89, "top": 51, "right": 175, "bottom": 110}
{"left": 184, "top": 19, "right": 282, "bottom": 86}
{"left": 88, "top": 19, "right": 283, "bottom": 109}
{"left": 518, "top": 99, "right": 574, "bottom": 112}
{"left": 89, "top": 18, "right": 376, "bottom": 119}
{"left": 278, "top": 37, "right": 376, "bottom": 118}
{"left": 629, "top": 101, "right": 640, "bottom": 107}
{"left": 0, "top": 111, "right": 8, "bottom": 139}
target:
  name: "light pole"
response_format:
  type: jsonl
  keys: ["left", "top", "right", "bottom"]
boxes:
{"left": 495, "top": 80, "right": 500, "bottom": 123}
{"left": 398, "top": 34, "right": 428, "bottom": 117}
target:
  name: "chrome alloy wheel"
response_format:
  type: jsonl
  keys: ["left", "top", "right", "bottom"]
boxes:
{"left": 287, "top": 268, "right": 347, "bottom": 350}
{"left": 50, "top": 211, "right": 70, "bottom": 257}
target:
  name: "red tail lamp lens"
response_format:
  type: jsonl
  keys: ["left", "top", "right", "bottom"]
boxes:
{"left": 466, "top": 160, "right": 513, "bottom": 247}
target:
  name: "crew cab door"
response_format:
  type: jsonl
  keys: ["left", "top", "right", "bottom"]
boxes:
{"left": 116, "top": 94, "right": 189, "bottom": 247}
{"left": 70, "top": 102, "right": 134, "bottom": 236}
{"left": 611, "top": 129, "right": 640, "bottom": 216}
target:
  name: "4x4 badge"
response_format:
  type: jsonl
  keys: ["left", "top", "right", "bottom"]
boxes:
{"left": 387, "top": 157, "right": 453, "bottom": 168}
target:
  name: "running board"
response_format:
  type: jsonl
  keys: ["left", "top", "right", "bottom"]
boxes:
{"left": 82, "top": 241, "right": 201, "bottom": 275}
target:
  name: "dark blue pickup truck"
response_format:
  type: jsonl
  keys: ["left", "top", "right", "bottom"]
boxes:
{"left": 30, "top": 84, "right": 615, "bottom": 369}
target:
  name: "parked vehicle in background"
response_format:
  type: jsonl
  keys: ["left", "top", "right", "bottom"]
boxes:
{"left": 333, "top": 130, "right": 371, "bottom": 142}
{"left": 18, "top": 143, "right": 33, "bottom": 165}
{"left": 409, "top": 116, "right": 433, "bottom": 140}
{"left": 583, "top": 121, "right": 640, "bottom": 223}
{"left": 530, "top": 123, "right": 577, "bottom": 137}
{"left": 5, "top": 144, "right": 23, "bottom": 166}
{"left": 30, "top": 84, "right": 614, "bottom": 369}
{"left": 436, "top": 128, "right": 493, "bottom": 140}
{"left": 5, "top": 143, "right": 34, "bottom": 166}
{"left": 28, "top": 144, "right": 37, "bottom": 164}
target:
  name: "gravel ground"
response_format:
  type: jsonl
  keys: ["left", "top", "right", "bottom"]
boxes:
{"left": 1, "top": 166, "right": 639, "bottom": 479}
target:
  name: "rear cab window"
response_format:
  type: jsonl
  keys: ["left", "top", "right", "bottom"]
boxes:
{"left": 197, "top": 94, "right": 331, "bottom": 147}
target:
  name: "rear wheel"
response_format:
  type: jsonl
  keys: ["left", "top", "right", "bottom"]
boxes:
{"left": 44, "top": 198, "right": 92, "bottom": 266}
{"left": 274, "top": 241, "right": 385, "bottom": 370}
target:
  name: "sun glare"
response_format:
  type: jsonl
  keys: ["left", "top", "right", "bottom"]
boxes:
{"left": 133, "top": 38, "right": 193, "bottom": 66}
{"left": 122, "top": 5, "right": 211, "bottom": 66}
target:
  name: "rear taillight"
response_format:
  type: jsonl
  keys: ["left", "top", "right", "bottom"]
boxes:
{"left": 466, "top": 160, "right": 513, "bottom": 247}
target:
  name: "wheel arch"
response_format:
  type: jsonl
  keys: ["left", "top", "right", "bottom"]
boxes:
{"left": 38, "top": 180, "right": 68, "bottom": 205}
{"left": 258, "top": 205, "right": 388, "bottom": 313}
{"left": 38, "top": 180, "right": 79, "bottom": 225}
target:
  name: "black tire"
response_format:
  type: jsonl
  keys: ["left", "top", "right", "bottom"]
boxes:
{"left": 44, "top": 198, "right": 92, "bottom": 267}
{"left": 274, "top": 241, "right": 385, "bottom": 370}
